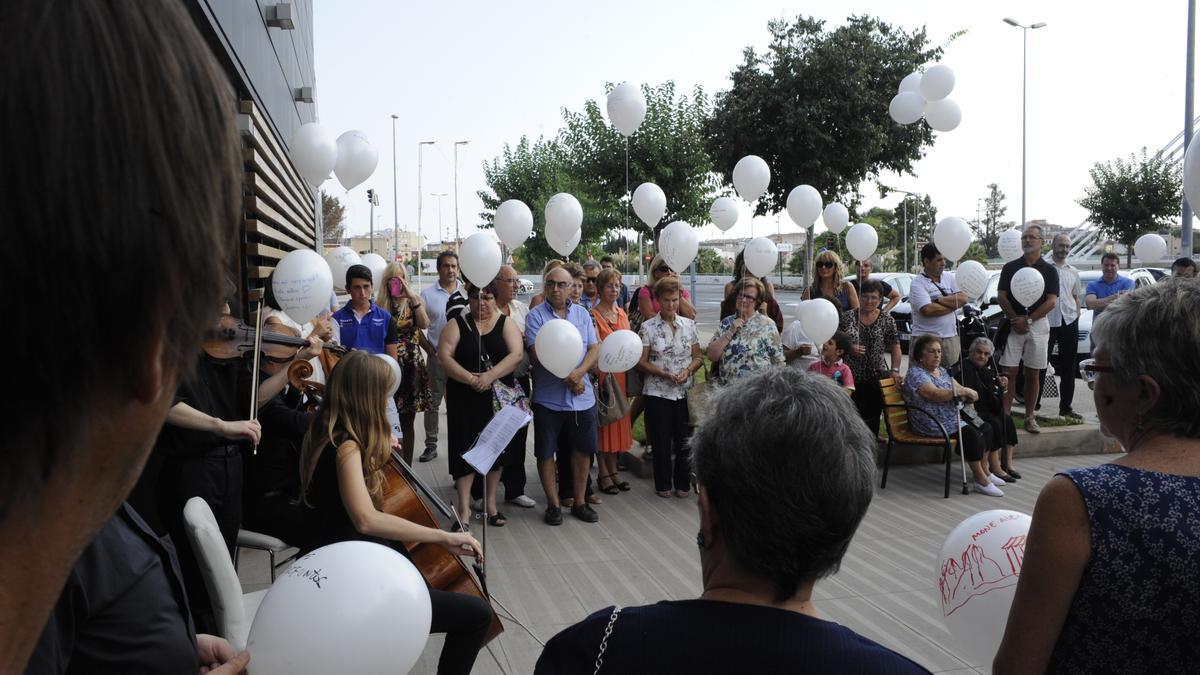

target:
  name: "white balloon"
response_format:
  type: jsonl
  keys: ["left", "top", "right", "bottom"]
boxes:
{"left": 936, "top": 510, "right": 1032, "bottom": 669}
{"left": 798, "top": 299, "right": 840, "bottom": 346}
{"left": 710, "top": 197, "right": 741, "bottom": 232}
{"left": 955, "top": 260, "right": 989, "bottom": 300}
{"left": 889, "top": 91, "right": 926, "bottom": 125}
{"left": 273, "top": 249, "right": 333, "bottom": 324}
{"left": 822, "top": 203, "right": 850, "bottom": 235}
{"left": 933, "top": 217, "right": 972, "bottom": 262}
{"left": 786, "top": 185, "right": 823, "bottom": 228}
{"left": 742, "top": 237, "right": 778, "bottom": 278}
{"left": 925, "top": 98, "right": 962, "bottom": 132}
{"left": 459, "top": 233, "right": 502, "bottom": 286}
{"left": 920, "top": 64, "right": 956, "bottom": 101}
{"left": 324, "top": 247, "right": 362, "bottom": 292}
{"left": 845, "top": 223, "right": 879, "bottom": 262}
{"left": 291, "top": 123, "right": 338, "bottom": 187}
{"left": 997, "top": 229, "right": 1023, "bottom": 262}
{"left": 598, "top": 329, "right": 643, "bottom": 373}
{"left": 376, "top": 353, "right": 402, "bottom": 398}
{"left": 1134, "top": 233, "right": 1167, "bottom": 264}
{"left": 632, "top": 183, "right": 667, "bottom": 228}
{"left": 246, "top": 542, "right": 430, "bottom": 675}
{"left": 606, "top": 82, "right": 647, "bottom": 137}
{"left": 547, "top": 227, "right": 581, "bottom": 257}
{"left": 732, "top": 155, "right": 771, "bottom": 203}
{"left": 658, "top": 221, "right": 699, "bottom": 273}
{"left": 359, "top": 253, "right": 387, "bottom": 291}
{"left": 544, "top": 193, "right": 583, "bottom": 243}
{"left": 1185, "top": 138, "right": 1200, "bottom": 211}
{"left": 333, "top": 130, "right": 379, "bottom": 191}
{"left": 494, "top": 200, "right": 533, "bottom": 249}
{"left": 898, "top": 71, "right": 923, "bottom": 95}
{"left": 1011, "top": 267, "right": 1046, "bottom": 308}
{"left": 534, "top": 319, "right": 584, "bottom": 378}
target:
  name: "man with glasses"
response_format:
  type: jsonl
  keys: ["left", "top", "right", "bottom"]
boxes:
{"left": 1046, "top": 234, "right": 1085, "bottom": 419}
{"left": 849, "top": 258, "right": 901, "bottom": 313}
{"left": 580, "top": 259, "right": 602, "bottom": 310}
{"left": 525, "top": 267, "right": 602, "bottom": 525}
{"left": 909, "top": 243, "right": 969, "bottom": 367}
{"left": 419, "top": 251, "right": 465, "bottom": 462}
{"left": 997, "top": 224, "right": 1058, "bottom": 433}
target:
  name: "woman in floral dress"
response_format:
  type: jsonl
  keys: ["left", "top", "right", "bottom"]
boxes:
{"left": 377, "top": 262, "right": 432, "bottom": 465}
{"left": 706, "top": 277, "right": 784, "bottom": 385}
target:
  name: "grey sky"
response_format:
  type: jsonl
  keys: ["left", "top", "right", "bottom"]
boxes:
{"left": 314, "top": 0, "right": 1190, "bottom": 243}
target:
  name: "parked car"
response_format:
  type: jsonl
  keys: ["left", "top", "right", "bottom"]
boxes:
{"left": 517, "top": 278, "right": 535, "bottom": 295}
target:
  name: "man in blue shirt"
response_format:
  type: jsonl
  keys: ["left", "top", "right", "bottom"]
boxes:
{"left": 525, "top": 267, "right": 601, "bottom": 525}
{"left": 331, "top": 264, "right": 399, "bottom": 357}
{"left": 1085, "top": 252, "right": 1135, "bottom": 320}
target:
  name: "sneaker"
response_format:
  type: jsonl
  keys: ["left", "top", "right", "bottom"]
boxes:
{"left": 1024, "top": 418, "right": 1041, "bottom": 434}
{"left": 506, "top": 494, "right": 536, "bottom": 508}
{"left": 988, "top": 473, "right": 1007, "bottom": 487}
{"left": 418, "top": 448, "right": 438, "bottom": 462}
{"left": 544, "top": 506, "right": 563, "bottom": 526}
{"left": 570, "top": 504, "right": 599, "bottom": 523}
{"left": 470, "top": 498, "right": 483, "bottom": 513}
{"left": 1059, "top": 408, "right": 1082, "bottom": 420}
{"left": 973, "top": 482, "right": 1004, "bottom": 497}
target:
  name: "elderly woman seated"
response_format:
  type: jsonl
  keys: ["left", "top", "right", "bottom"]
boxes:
{"left": 957, "top": 337, "right": 1019, "bottom": 481}
{"left": 996, "top": 281, "right": 1200, "bottom": 673}
{"left": 903, "top": 335, "right": 1005, "bottom": 497}
{"left": 535, "top": 369, "right": 929, "bottom": 673}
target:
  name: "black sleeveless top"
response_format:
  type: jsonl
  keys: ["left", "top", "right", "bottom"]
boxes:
{"left": 300, "top": 439, "right": 409, "bottom": 559}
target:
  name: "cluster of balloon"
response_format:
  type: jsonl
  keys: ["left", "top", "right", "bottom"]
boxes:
{"left": 935, "top": 510, "right": 1032, "bottom": 668}
{"left": 798, "top": 299, "right": 839, "bottom": 346}
{"left": 545, "top": 193, "right": 584, "bottom": 256}
{"left": 272, "top": 249, "right": 333, "bottom": 324}
{"left": 324, "top": 246, "right": 361, "bottom": 293}
{"left": 997, "top": 229, "right": 1023, "bottom": 262}
{"left": 494, "top": 199, "right": 534, "bottom": 250}
{"left": 246, "top": 542, "right": 432, "bottom": 675}
{"left": 290, "top": 123, "right": 380, "bottom": 190}
{"left": 890, "top": 64, "right": 962, "bottom": 132}
{"left": 459, "top": 232, "right": 502, "bottom": 287}
{"left": 1134, "top": 233, "right": 1167, "bottom": 264}
{"left": 606, "top": 82, "right": 647, "bottom": 138}
{"left": 742, "top": 237, "right": 778, "bottom": 278}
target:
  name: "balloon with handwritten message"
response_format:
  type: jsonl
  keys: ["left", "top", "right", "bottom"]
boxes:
{"left": 1010, "top": 267, "right": 1046, "bottom": 308}
{"left": 936, "top": 510, "right": 1032, "bottom": 668}
{"left": 273, "top": 249, "right": 333, "bottom": 324}
{"left": 598, "top": 329, "right": 643, "bottom": 373}
{"left": 246, "top": 541, "right": 431, "bottom": 674}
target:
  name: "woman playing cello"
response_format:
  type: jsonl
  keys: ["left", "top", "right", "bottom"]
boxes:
{"left": 299, "top": 350, "right": 490, "bottom": 674}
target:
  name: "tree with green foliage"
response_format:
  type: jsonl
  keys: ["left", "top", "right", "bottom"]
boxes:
{"left": 888, "top": 193, "right": 937, "bottom": 270}
{"left": 476, "top": 136, "right": 574, "bottom": 265}
{"left": 707, "top": 15, "right": 942, "bottom": 212}
{"left": 322, "top": 191, "right": 346, "bottom": 243}
{"left": 960, "top": 241, "right": 988, "bottom": 265}
{"left": 695, "top": 247, "right": 725, "bottom": 274}
{"left": 860, "top": 206, "right": 899, "bottom": 257}
{"left": 1078, "top": 148, "right": 1182, "bottom": 267}
{"left": 973, "top": 183, "right": 1011, "bottom": 258}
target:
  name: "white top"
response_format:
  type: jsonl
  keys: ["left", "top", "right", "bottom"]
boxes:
{"left": 503, "top": 299, "right": 530, "bottom": 335}
{"left": 262, "top": 307, "right": 325, "bottom": 385}
{"left": 909, "top": 271, "right": 961, "bottom": 338}
{"left": 780, "top": 320, "right": 820, "bottom": 370}
{"left": 639, "top": 314, "right": 699, "bottom": 401}
{"left": 1048, "top": 261, "right": 1083, "bottom": 327}
{"left": 420, "top": 279, "right": 460, "bottom": 348}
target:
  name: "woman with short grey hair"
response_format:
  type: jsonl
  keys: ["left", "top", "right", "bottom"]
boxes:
{"left": 996, "top": 282, "right": 1200, "bottom": 673}
{"left": 536, "top": 370, "right": 928, "bottom": 673}
{"left": 958, "top": 336, "right": 1018, "bottom": 481}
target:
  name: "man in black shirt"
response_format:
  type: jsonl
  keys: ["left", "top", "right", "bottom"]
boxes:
{"left": 996, "top": 224, "right": 1058, "bottom": 433}
{"left": 849, "top": 258, "right": 902, "bottom": 313}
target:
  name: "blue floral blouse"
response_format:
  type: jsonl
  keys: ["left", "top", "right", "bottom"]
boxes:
{"left": 901, "top": 365, "right": 961, "bottom": 437}
{"left": 709, "top": 313, "right": 784, "bottom": 385}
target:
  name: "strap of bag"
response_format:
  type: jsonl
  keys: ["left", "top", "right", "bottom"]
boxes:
{"left": 593, "top": 606, "right": 622, "bottom": 675}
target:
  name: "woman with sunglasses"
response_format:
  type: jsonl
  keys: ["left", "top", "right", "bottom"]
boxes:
{"left": 996, "top": 282, "right": 1200, "bottom": 673}
{"left": 376, "top": 262, "right": 432, "bottom": 465}
{"left": 707, "top": 277, "right": 784, "bottom": 385}
{"left": 721, "top": 249, "right": 784, "bottom": 332}
{"left": 802, "top": 250, "right": 859, "bottom": 311}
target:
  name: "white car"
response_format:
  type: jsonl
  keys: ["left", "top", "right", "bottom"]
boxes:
{"left": 517, "top": 278, "right": 535, "bottom": 295}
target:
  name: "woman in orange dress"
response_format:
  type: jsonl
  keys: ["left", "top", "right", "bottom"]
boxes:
{"left": 590, "top": 267, "right": 633, "bottom": 494}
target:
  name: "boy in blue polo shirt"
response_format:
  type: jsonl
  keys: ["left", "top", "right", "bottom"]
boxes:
{"left": 331, "top": 264, "right": 399, "bottom": 356}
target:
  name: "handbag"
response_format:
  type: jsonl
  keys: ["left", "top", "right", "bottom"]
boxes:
{"left": 960, "top": 404, "right": 988, "bottom": 431}
{"left": 1040, "top": 362, "right": 1060, "bottom": 399}
{"left": 472, "top": 315, "right": 531, "bottom": 414}
{"left": 595, "top": 372, "right": 630, "bottom": 427}
{"left": 626, "top": 286, "right": 647, "bottom": 334}
{"left": 686, "top": 361, "right": 711, "bottom": 426}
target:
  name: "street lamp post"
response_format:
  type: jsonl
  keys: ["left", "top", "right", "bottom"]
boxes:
{"left": 391, "top": 115, "right": 399, "bottom": 264}
{"left": 1184, "top": 0, "right": 1196, "bottom": 257}
{"left": 431, "top": 192, "right": 448, "bottom": 246}
{"left": 1004, "top": 17, "right": 1047, "bottom": 230}
{"left": 453, "top": 140, "right": 469, "bottom": 254}
{"left": 417, "top": 140, "right": 436, "bottom": 289}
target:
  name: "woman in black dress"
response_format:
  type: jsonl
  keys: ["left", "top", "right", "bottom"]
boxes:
{"left": 299, "top": 351, "right": 490, "bottom": 675}
{"left": 437, "top": 279, "right": 524, "bottom": 527}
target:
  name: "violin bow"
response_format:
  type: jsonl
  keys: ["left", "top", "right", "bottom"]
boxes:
{"left": 249, "top": 300, "right": 264, "bottom": 455}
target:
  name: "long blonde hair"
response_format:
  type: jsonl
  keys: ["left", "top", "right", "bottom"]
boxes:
{"left": 375, "top": 262, "right": 411, "bottom": 318}
{"left": 300, "top": 351, "right": 394, "bottom": 508}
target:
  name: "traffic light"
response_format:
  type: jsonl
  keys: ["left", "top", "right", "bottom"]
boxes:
{"left": 366, "top": 189, "right": 375, "bottom": 203}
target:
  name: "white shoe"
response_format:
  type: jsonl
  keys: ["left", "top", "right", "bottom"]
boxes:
{"left": 988, "top": 473, "right": 1007, "bottom": 487}
{"left": 974, "top": 482, "right": 1004, "bottom": 497}
{"left": 506, "top": 494, "right": 536, "bottom": 508}
{"left": 470, "top": 498, "right": 483, "bottom": 512}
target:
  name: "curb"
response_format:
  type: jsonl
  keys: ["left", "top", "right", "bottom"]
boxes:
{"left": 877, "top": 422, "right": 1113, "bottom": 466}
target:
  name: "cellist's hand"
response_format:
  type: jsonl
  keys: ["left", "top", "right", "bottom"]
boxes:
{"left": 443, "top": 531, "right": 484, "bottom": 562}
{"left": 216, "top": 419, "right": 261, "bottom": 445}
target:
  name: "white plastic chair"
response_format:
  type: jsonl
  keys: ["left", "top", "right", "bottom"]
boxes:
{"left": 182, "top": 497, "right": 268, "bottom": 651}
{"left": 234, "top": 529, "right": 296, "bottom": 582}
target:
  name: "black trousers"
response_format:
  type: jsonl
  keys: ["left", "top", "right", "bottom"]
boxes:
{"left": 428, "top": 587, "right": 492, "bottom": 675}
{"left": 1045, "top": 319, "right": 1079, "bottom": 412}
{"left": 851, "top": 376, "right": 884, "bottom": 438}
{"left": 644, "top": 395, "right": 692, "bottom": 493}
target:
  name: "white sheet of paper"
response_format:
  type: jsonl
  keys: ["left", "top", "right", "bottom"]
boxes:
{"left": 463, "top": 405, "right": 532, "bottom": 475}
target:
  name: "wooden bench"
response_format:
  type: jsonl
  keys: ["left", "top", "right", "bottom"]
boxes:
{"left": 879, "top": 377, "right": 961, "bottom": 498}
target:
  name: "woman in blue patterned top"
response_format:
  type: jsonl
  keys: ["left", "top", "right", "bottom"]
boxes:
{"left": 706, "top": 277, "right": 784, "bottom": 385}
{"left": 903, "top": 335, "right": 1006, "bottom": 497}
{"left": 995, "top": 281, "right": 1200, "bottom": 674}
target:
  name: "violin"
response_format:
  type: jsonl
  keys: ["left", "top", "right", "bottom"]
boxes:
{"left": 202, "top": 315, "right": 344, "bottom": 362}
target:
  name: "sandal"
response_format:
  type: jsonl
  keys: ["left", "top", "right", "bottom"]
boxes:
{"left": 674, "top": 490, "right": 690, "bottom": 499}
{"left": 597, "top": 473, "right": 621, "bottom": 495}
{"left": 586, "top": 494, "right": 603, "bottom": 505}
{"left": 487, "top": 512, "right": 507, "bottom": 527}
{"left": 656, "top": 490, "right": 673, "bottom": 498}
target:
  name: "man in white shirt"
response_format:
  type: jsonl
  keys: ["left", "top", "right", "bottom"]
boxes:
{"left": 1045, "top": 234, "right": 1084, "bottom": 418}
{"left": 909, "top": 243, "right": 969, "bottom": 367}
{"left": 418, "top": 251, "right": 462, "bottom": 462}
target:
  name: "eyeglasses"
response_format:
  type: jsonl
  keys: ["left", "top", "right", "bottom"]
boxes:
{"left": 602, "top": 283, "right": 622, "bottom": 291}
{"left": 654, "top": 266, "right": 672, "bottom": 275}
{"left": 1079, "top": 358, "right": 1115, "bottom": 389}
{"left": 738, "top": 293, "right": 759, "bottom": 302}
{"left": 500, "top": 277, "right": 520, "bottom": 284}
{"left": 816, "top": 261, "right": 835, "bottom": 269}
{"left": 584, "top": 277, "right": 598, "bottom": 284}
{"left": 1021, "top": 235, "right": 1042, "bottom": 241}
{"left": 544, "top": 280, "right": 570, "bottom": 290}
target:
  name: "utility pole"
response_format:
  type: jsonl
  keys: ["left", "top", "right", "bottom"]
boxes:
{"left": 1184, "top": 0, "right": 1196, "bottom": 256}
{"left": 417, "top": 140, "right": 436, "bottom": 288}
{"left": 391, "top": 114, "right": 399, "bottom": 263}
{"left": 453, "top": 140, "right": 469, "bottom": 254}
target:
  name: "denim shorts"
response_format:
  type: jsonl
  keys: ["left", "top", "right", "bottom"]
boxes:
{"left": 532, "top": 403, "right": 598, "bottom": 461}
